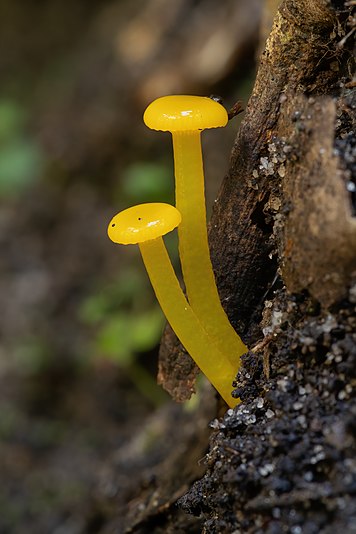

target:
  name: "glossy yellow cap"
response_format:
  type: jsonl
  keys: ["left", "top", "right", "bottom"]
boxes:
{"left": 143, "top": 95, "right": 228, "bottom": 132}
{"left": 108, "top": 203, "right": 181, "bottom": 245}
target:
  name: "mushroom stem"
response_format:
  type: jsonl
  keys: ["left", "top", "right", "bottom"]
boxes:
{"left": 139, "top": 236, "right": 238, "bottom": 408}
{"left": 171, "top": 130, "right": 247, "bottom": 364}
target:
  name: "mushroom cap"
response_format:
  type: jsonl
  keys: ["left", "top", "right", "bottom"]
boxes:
{"left": 108, "top": 203, "right": 181, "bottom": 245}
{"left": 143, "top": 95, "right": 228, "bottom": 132}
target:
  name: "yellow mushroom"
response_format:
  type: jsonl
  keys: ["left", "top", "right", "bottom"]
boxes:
{"left": 108, "top": 202, "right": 238, "bottom": 407}
{"left": 143, "top": 95, "right": 247, "bottom": 366}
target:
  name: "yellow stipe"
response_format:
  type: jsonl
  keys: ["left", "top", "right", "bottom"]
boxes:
{"left": 172, "top": 130, "right": 247, "bottom": 367}
{"left": 139, "top": 237, "right": 238, "bottom": 408}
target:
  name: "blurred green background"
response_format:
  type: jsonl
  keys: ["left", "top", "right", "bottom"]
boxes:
{"left": 0, "top": 0, "right": 262, "bottom": 531}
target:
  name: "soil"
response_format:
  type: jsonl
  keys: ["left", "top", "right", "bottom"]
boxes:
{"left": 179, "top": 290, "right": 356, "bottom": 533}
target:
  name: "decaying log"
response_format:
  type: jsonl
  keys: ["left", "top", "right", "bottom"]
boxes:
{"left": 157, "top": 324, "right": 200, "bottom": 402}
{"left": 158, "top": 0, "right": 355, "bottom": 401}
{"left": 277, "top": 93, "right": 356, "bottom": 306}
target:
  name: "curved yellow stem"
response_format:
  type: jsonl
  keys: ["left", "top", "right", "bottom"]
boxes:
{"left": 139, "top": 237, "right": 238, "bottom": 408}
{"left": 171, "top": 131, "right": 247, "bottom": 366}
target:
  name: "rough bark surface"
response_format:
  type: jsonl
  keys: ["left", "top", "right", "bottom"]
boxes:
{"left": 209, "top": 0, "right": 355, "bottom": 332}
{"left": 157, "top": 324, "right": 200, "bottom": 402}
{"left": 278, "top": 93, "right": 356, "bottom": 306}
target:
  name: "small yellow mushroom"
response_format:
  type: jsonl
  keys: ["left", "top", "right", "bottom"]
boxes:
{"left": 108, "top": 202, "right": 238, "bottom": 407}
{"left": 144, "top": 96, "right": 247, "bottom": 366}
